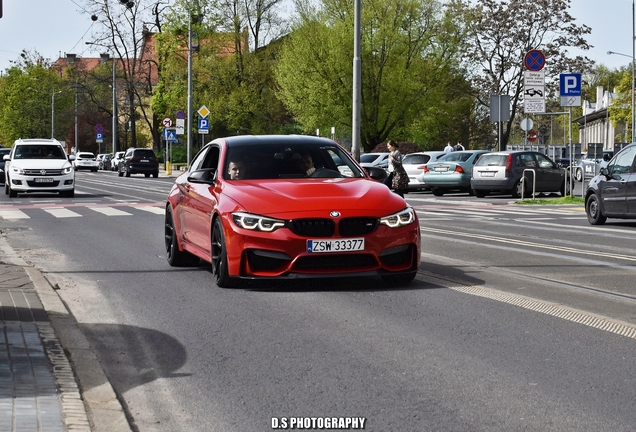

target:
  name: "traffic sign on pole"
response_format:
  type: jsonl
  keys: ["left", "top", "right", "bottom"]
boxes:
{"left": 162, "top": 117, "right": 173, "bottom": 128}
{"left": 524, "top": 50, "right": 545, "bottom": 71}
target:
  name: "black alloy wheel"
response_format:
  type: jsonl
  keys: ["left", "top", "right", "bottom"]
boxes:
{"left": 211, "top": 218, "right": 238, "bottom": 288}
{"left": 165, "top": 206, "right": 199, "bottom": 266}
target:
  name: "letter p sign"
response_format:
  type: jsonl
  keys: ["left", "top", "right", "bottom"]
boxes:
{"left": 559, "top": 73, "right": 582, "bottom": 97}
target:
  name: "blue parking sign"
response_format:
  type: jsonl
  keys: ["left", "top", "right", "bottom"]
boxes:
{"left": 198, "top": 118, "right": 209, "bottom": 130}
{"left": 559, "top": 73, "right": 581, "bottom": 97}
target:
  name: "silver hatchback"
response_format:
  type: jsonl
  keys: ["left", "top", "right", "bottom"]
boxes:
{"left": 471, "top": 151, "right": 570, "bottom": 198}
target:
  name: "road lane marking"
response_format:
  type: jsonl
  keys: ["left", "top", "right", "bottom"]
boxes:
{"left": 43, "top": 208, "right": 82, "bottom": 218}
{"left": 417, "top": 271, "right": 636, "bottom": 340}
{"left": 0, "top": 209, "right": 29, "bottom": 219}
{"left": 136, "top": 206, "right": 165, "bottom": 215}
{"left": 88, "top": 206, "right": 132, "bottom": 216}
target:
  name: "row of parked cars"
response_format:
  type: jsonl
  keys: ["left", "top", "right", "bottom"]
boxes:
{"left": 361, "top": 149, "right": 570, "bottom": 198}
{"left": 74, "top": 149, "right": 160, "bottom": 178}
{"left": 362, "top": 144, "right": 636, "bottom": 225}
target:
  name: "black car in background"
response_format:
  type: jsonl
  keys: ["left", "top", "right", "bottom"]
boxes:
{"left": 118, "top": 148, "right": 159, "bottom": 178}
{"left": 585, "top": 143, "right": 636, "bottom": 225}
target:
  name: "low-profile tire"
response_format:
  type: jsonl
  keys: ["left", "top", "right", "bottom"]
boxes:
{"left": 575, "top": 168, "right": 583, "bottom": 182}
{"left": 5, "top": 182, "right": 9, "bottom": 195}
{"left": 474, "top": 189, "right": 487, "bottom": 198}
{"left": 8, "top": 184, "right": 17, "bottom": 198}
{"left": 118, "top": 169, "right": 124, "bottom": 177}
{"left": 165, "top": 206, "right": 200, "bottom": 266}
{"left": 153, "top": 172, "right": 159, "bottom": 178}
{"left": 60, "top": 189, "right": 74, "bottom": 198}
{"left": 144, "top": 173, "right": 150, "bottom": 178}
{"left": 586, "top": 193, "right": 607, "bottom": 225}
{"left": 381, "top": 271, "right": 417, "bottom": 285}
{"left": 92, "top": 168, "right": 97, "bottom": 172}
{"left": 211, "top": 218, "right": 238, "bottom": 288}
{"left": 431, "top": 188, "right": 444, "bottom": 197}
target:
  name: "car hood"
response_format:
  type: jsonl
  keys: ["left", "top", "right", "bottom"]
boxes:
{"left": 10, "top": 159, "right": 72, "bottom": 169}
{"left": 223, "top": 178, "right": 407, "bottom": 218}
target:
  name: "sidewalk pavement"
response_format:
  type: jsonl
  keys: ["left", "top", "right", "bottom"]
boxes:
{"left": 0, "top": 237, "right": 131, "bottom": 432}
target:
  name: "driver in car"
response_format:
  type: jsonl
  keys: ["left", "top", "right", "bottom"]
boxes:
{"left": 296, "top": 153, "right": 316, "bottom": 176}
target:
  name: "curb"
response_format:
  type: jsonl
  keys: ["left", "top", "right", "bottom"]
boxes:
{"left": 0, "top": 237, "right": 132, "bottom": 432}
{"left": 25, "top": 266, "right": 132, "bottom": 432}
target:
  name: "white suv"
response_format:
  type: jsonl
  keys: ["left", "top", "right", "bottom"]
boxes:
{"left": 73, "top": 152, "right": 99, "bottom": 172}
{"left": 4, "top": 138, "right": 76, "bottom": 198}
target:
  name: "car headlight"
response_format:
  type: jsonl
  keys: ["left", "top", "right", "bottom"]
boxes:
{"left": 11, "top": 165, "right": 25, "bottom": 175}
{"left": 232, "top": 212, "right": 286, "bottom": 232}
{"left": 62, "top": 166, "right": 73, "bottom": 174}
{"left": 380, "top": 207, "right": 415, "bottom": 228}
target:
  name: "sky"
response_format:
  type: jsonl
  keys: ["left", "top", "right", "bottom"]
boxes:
{"left": 0, "top": 0, "right": 635, "bottom": 73}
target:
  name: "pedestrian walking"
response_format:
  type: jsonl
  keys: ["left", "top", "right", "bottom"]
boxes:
{"left": 444, "top": 141, "right": 454, "bottom": 153}
{"left": 385, "top": 140, "right": 408, "bottom": 198}
{"left": 454, "top": 141, "right": 465, "bottom": 151}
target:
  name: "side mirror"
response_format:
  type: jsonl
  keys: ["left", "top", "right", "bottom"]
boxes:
{"left": 68, "top": 155, "right": 76, "bottom": 161}
{"left": 365, "top": 166, "right": 388, "bottom": 181}
{"left": 599, "top": 166, "right": 609, "bottom": 177}
{"left": 3, "top": 155, "right": 9, "bottom": 161}
{"left": 187, "top": 168, "right": 216, "bottom": 184}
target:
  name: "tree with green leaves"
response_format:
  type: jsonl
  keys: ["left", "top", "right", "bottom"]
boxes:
{"left": 275, "top": 0, "right": 472, "bottom": 152}
{"left": 0, "top": 65, "right": 73, "bottom": 145}
{"left": 449, "top": 0, "right": 593, "bottom": 147}
{"left": 152, "top": 0, "right": 290, "bottom": 142}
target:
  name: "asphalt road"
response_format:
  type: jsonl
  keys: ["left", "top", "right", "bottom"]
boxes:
{"left": 2, "top": 171, "right": 636, "bottom": 431}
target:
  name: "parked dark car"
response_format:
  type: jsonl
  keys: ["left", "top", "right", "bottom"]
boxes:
{"left": 118, "top": 148, "right": 159, "bottom": 178}
{"left": 0, "top": 147, "right": 11, "bottom": 184}
{"left": 471, "top": 150, "right": 570, "bottom": 198}
{"left": 585, "top": 143, "right": 636, "bottom": 225}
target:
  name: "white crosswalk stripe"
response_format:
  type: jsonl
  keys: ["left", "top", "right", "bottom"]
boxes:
{"left": 136, "top": 206, "right": 165, "bottom": 215}
{"left": 0, "top": 209, "right": 30, "bottom": 219}
{"left": 43, "top": 208, "right": 82, "bottom": 218}
{"left": 0, "top": 204, "right": 165, "bottom": 220}
{"left": 88, "top": 206, "right": 134, "bottom": 216}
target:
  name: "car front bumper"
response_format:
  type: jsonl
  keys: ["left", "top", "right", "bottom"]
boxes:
{"left": 221, "top": 213, "right": 421, "bottom": 279}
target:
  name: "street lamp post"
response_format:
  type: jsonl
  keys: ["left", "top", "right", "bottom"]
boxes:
{"left": 608, "top": 1, "right": 636, "bottom": 141}
{"left": 51, "top": 89, "right": 61, "bottom": 139}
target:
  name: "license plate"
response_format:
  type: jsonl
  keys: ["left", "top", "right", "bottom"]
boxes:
{"left": 34, "top": 178, "right": 54, "bottom": 183}
{"left": 480, "top": 171, "right": 495, "bottom": 177}
{"left": 307, "top": 238, "right": 364, "bottom": 253}
{"left": 141, "top": 159, "right": 149, "bottom": 162}
{"left": 434, "top": 166, "right": 448, "bottom": 172}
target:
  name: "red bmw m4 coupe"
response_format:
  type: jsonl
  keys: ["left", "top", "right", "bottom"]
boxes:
{"left": 165, "top": 135, "right": 420, "bottom": 287}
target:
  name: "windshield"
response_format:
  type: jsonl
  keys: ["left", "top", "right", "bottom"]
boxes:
{"left": 360, "top": 153, "right": 383, "bottom": 163}
{"left": 224, "top": 142, "right": 365, "bottom": 180}
{"left": 13, "top": 145, "right": 67, "bottom": 160}
{"left": 438, "top": 152, "right": 472, "bottom": 163}
{"left": 403, "top": 154, "right": 431, "bottom": 165}
{"left": 475, "top": 154, "right": 507, "bottom": 166}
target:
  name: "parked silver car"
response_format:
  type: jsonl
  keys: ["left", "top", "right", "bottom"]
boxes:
{"left": 573, "top": 150, "right": 613, "bottom": 182}
{"left": 401, "top": 151, "right": 445, "bottom": 191}
{"left": 471, "top": 151, "right": 570, "bottom": 198}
